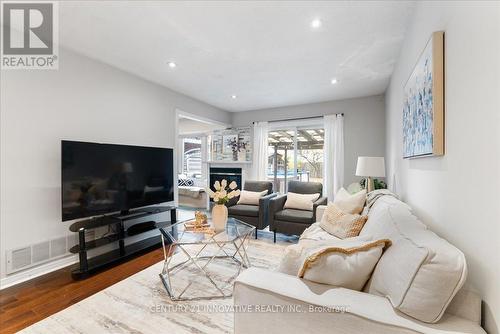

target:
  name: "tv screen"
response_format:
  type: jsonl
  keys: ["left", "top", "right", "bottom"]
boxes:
{"left": 61, "top": 141, "right": 174, "bottom": 221}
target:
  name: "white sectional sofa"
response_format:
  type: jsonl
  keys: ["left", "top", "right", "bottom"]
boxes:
{"left": 178, "top": 185, "right": 207, "bottom": 208}
{"left": 234, "top": 194, "right": 485, "bottom": 334}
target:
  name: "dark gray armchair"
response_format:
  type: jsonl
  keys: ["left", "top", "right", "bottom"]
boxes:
{"left": 227, "top": 181, "right": 276, "bottom": 239}
{"left": 269, "top": 181, "right": 327, "bottom": 242}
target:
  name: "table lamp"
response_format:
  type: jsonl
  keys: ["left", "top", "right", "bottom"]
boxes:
{"left": 355, "top": 157, "right": 385, "bottom": 192}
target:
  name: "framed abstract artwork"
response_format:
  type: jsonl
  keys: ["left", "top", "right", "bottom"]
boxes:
{"left": 403, "top": 31, "right": 444, "bottom": 158}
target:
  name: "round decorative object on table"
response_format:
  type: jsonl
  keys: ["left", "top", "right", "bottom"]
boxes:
{"left": 211, "top": 204, "right": 228, "bottom": 232}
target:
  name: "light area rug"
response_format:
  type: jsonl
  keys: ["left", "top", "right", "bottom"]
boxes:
{"left": 21, "top": 238, "right": 290, "bottom": 334}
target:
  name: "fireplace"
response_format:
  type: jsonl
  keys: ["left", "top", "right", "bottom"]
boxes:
{"left": 209, "top": 167, "right": 242, "bottom": 194}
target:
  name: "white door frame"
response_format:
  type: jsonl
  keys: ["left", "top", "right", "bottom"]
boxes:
{"left": 174, "top": 109, "right": 230, "bottom": 207}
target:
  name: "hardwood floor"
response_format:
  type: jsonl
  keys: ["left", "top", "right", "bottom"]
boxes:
{"left": 0, "top": 246, "right": 165, "bottom": 334}
{"left": 0, "top": 208, "right": 197, "bottom": 333}
{"left": 0, "top": 205, "right": 293, "bottom": 334}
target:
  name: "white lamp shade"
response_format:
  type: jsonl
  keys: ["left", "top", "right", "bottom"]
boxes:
{"left": 355, "top": 157, "right": 385, "bottom": 177}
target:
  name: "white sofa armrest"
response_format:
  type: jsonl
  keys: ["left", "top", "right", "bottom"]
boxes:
{"left": 315, "top": 205, "right": 327, "bottom": 222}
{"left": 445, "top": 289, "right": 482, "bottom": 325}
{"left": 234, "top": 268, "right": 485, "bottom": 334}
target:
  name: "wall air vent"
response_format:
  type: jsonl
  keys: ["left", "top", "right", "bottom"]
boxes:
{"left": 50, "top": 237, "right": 67, "bottom": 258}
{"left": 6, "top": 234, "right": 72, "bottom": 274}
{"left": 32, "top": 241, "right": 50, "bottom": 263}
{"left": 9, "top": 247, "right": 32, "bottom": 271}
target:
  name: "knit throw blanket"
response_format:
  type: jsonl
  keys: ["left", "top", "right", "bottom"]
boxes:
{"left": 365, "top": 189, "right": 399, "bottom": 212}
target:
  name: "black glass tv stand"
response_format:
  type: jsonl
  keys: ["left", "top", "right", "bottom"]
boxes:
{"left": 68, "top": 206, "right": 177, "bottom": 279}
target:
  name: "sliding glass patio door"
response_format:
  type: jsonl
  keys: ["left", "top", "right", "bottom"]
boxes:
{"left": 267, "top": 123, "right": 324, "bottom": 193}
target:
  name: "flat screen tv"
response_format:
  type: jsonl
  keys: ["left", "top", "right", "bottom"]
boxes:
{"left": 61, "top": 140, "right": 174, "bottom": 221}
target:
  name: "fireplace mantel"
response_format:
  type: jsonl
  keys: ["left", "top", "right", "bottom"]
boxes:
{"left": 205, "top": 160, "right": 252, "bottom": 165}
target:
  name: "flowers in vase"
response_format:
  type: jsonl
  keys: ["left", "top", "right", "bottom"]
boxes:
{"left": 207, "top": 179, "right": 240, "bottom": 205}
{"left": 228, "top": 137, "right": 247, "bottom": 153}
{"left": 228, "top": 138, "right": 247, "bottom": 161}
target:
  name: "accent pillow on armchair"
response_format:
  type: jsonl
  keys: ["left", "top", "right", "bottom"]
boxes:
{"left": 283, "top": 192, "right": 320, "bottom": 211}
{"left": 237, "top": 190, "right": 268, "bottom": 205}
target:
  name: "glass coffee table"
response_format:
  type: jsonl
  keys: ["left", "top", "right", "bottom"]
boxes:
{"left": 159, "top": 217, "right": 255, "bottom": 301}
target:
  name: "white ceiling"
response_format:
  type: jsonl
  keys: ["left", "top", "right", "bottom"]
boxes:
{"left": 59, "top": 1, "right": 415, "bottom": 112}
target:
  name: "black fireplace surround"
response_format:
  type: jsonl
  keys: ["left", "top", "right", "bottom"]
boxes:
{"left": 209, "top": 167, "right": 242, "bottom": 203}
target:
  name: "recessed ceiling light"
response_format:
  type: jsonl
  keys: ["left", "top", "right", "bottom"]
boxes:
{"left": 231, "top": 95, "right": 237, "bottom": 99}
{"left": 311, "top": 18, "right": 322, "bottom": 29}
{"left": 331, "top": 78, "right": 338, "bottom": 85}
{"left": 167, "top": 61, "right": 176, "bottom": 68}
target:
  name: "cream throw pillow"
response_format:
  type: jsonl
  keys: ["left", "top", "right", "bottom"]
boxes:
{"left": 299, "top": 238, "right": 391, "bottom": 290}
{"left": 284, "top": 192, "right": 320, "bottom": 211}
{"left": 276, "top": 240, "right": 316, "bottom": 276}
{"left": 277, "top": 237, "right": 391, "bottom": 291}
{"left": 320, "top": 203, "right": 368, "bottom": 239}
{"left": 333, "top": 188, "right": 367, "bottom": 214}
{"left": 237, "top": 190, "right": 268, "bottom": 205}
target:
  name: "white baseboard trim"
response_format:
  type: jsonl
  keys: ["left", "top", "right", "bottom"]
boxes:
{"left": 0, "top": 255, "right": 78, "bottom": 290}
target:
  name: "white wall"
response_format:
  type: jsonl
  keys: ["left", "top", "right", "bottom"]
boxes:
{"left": 0, "top": 47, "right": 231, "bottom": 284}
{"left": 385, "top": 2, "right": 500, "bottom": 332}
{"left": 178, "top": 118, "right": 227, "bottom": 136}
{"left": 232, "top": 95, "right": 386, "bottom": 186}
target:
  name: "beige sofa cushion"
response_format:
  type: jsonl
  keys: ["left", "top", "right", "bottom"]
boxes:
{"left": 361, "top": 195, "right": 467, "bottom": 323}
{"left": 333, "top": 188, "right": 366, "bottom": 214}
{"left": 319, "top": 203, "right": 368, "bottom": 238}
{"left": 277, "top": 236, "right": 390, "bottom": 291}
{"left": 300, "top": 222, "right": 336, "bottom": 242}
{"left": 298, "top": 238, "right": 391, "bottom": 291}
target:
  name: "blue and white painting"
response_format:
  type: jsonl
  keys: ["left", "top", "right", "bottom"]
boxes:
{"left": 403, "top": 38, "right": 434, "bottom": 158}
